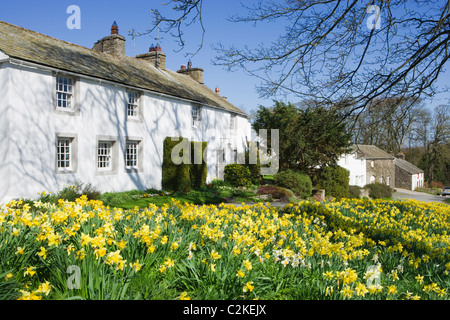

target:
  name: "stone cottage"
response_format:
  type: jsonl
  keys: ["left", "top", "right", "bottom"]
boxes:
{"left": 394, "top": 153, "right": 424, "bottom": 191}
{"left": 338, "top": 144, "right": 395, "bottom": 188}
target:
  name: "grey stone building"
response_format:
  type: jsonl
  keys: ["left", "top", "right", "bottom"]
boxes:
{"left": 395, "top": 153, "right": 424, "bottom": 191}
{"left": 356, "top": 145, "right": 396, "bottom": 187}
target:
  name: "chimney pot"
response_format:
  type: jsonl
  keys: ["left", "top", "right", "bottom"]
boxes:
{"left": 93, "top": 21, "right": 126, "bottom": 57}
{"left": 187, "top": 60, "right": 193, "bottom": 69}
{"left": 180, "top": 65, "right": 186, "bottom": 70}
{"left": 215, "top": 87, "right": 220, "bottom": 94}
{"left": 111, "top": 21, "right": 119, "bottom": 34}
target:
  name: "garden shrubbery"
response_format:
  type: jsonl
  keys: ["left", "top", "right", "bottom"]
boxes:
{"left": 257, "top": 185, "right": 294, "bottom": 201}
{"left": 365, "top": 183, "right": 393, "bottom": 199}
{"left": 224, "top": 164, "right": 252, "bottom": 187}
{"left": 348, "top": 185, "right": 362, "bottom": 199}
{"left": 316, "top": 165, "right": 350, "bottom": 200}
{"left": 274, "top": 169, "right": 312, "bottom": 199}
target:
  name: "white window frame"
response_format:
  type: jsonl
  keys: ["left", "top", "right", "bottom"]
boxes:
{"left": 127, "top": 91, "right": 140, "bottom": 119}
{"left": 125, "top": 139, "right": 143, "bottom": 172}
{"left": 97, "top": 141, "right": 113, "bottom": 170}
{"left": 56, "top": 76, "right": 73, "bottom": 110}
{"left": 230, "top": 114, "right": 237, "bottom": 132}
{"left": 53, "top": 74, "right": 79, "bottom": 115}
{"left": 56, "top": 133, "right": 78, "bottom": 174}
{"left": 192, "top": 105, "right": 202, "bottom": 128}
{"left": 125, "top": 141, "right": 138, "bottom": 169}
{"left": 57, "top": 138, "right": 72, "bottom": 169}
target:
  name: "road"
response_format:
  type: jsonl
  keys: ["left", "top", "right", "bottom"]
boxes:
{"left": 393, "top": 188, "right": 449, "bottom": 205}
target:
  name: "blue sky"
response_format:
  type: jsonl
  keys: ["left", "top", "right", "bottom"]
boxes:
{"left": 0, "top": 1, "right": 448, "bottom": 114}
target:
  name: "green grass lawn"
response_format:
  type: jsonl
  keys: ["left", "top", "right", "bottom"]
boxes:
{"left": 445, "top": 197, "right": 450, "bottom": 204}
{"left": 99, "top": 186, "right": 264, "bottom": 209}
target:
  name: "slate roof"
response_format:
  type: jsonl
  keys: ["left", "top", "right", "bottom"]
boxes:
{"left": 0, "top": 20, "right": 247, "bottom": 117}
{"left": 352, "top": 145, "right": 395, "bottom": 160}
{"left": 395, "top": 158, "right": 423, "bottom": 174}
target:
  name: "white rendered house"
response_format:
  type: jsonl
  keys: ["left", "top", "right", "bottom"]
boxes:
{"left": 0, "top": 21, "right": 251, "bottom": 204}
{"left": 337, "top": 150, "right": 367, "bottom": 188}
{"left": 337, "top": 145, "right": 396, "bottom": 188}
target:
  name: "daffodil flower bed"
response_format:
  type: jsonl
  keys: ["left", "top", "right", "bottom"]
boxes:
{"left": 0, "top": 196, "right": 449, "bottom": 300}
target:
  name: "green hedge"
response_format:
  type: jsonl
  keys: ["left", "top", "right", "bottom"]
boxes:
{"left": 191, "top": 141, "right": 208, "bottom": 189}
{"left": 245, "top": 143, "right": 262, "bottom": 184}
{"left": 162, "top": 137, "right": 191, "bottom": 192}
{"left": 162, "top": 137, "right": 208, "bottom": 192}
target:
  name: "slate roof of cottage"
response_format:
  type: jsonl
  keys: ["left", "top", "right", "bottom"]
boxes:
{"left": 0, "top": 20, "right": 247, "bottom": 117}
{"left": 352, "top": 145, "right": 395, "bottom": 160}
{"left": 395, "top": 158, "right": 423, "bottom": 174}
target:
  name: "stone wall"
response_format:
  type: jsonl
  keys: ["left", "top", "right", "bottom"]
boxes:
{"left": 395, "top": 165, "right": 413, "bottom": 190}
{"left": 366, "top": 158, "right": 395, "bottom": 187}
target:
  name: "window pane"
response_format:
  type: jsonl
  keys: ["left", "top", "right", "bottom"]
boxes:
{"left": 57, "top": 138, "right": 71, "bottom": 169}
{"left": 126, "top": 141, "right": 138, "bottom": 168}
{"left": 127, "top": 92, "right": 139, "bottom": 117}
{"left": 98, "top": 142, "right": 112, "bottom": 169}
{"left": 56, "top": 76, "right": 73, "bottom": 109}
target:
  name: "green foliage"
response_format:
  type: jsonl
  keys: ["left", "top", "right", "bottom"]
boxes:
{"left": 244, "top": 145, "right": 262, "bottom": 184}
{"left": 348, "top": 185, "right": 362, "bottom": 199}
{"left": 190, "top": 141, "right": 208, "bottom": 189}
{"left": 224, "top": 164, "right": 252, "bottom": 187}
{"left": 162, "top": 138, "right": 208, "bottom": 192}
{"left": 38, "top": 181, "right": 101, "bottom": 204}
{"left": 274, "top": 170, "right": 312, "bottom": 199}
{"left": 365, "top": 183, "right": 393, "bottom": 199}
{"left": 162, "top": 137, "right": 191, "bottom": 193}
{"left": 316, "top": 166, "right": 350, "bottom": 201}
{"left": 252, "top": 101, "right": 352, "bottom": 177}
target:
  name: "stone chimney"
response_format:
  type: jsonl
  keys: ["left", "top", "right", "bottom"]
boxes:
{"left": 177, "top": 60, "right": 204, "bottom": 84}
{"left": 136, "top": 44, "right": 167, "bottom": 69}
{"left": 93, "top": 21, "right": 126, "bottom": 57}
{"left": 397, "top": 152, "right": 405, "bottom": 160}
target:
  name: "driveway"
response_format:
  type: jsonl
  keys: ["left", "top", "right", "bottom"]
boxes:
{"left": 393, "top": 188, "right": 449, "bottom": 205}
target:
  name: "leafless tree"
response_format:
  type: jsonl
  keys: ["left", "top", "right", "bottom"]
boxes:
{"left": 150, "top": 0, "right": 450, "bottom": 117}
{"left": 354, "top": 96, "right": 424, "bottom": 154}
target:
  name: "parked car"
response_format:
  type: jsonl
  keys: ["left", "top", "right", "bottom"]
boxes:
{"left": 441, "top": 187, "right": 450, "bottom": 196}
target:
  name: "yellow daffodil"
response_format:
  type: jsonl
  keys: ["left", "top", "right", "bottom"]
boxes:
{"left": 24, "top": 266, "right": 36, "bottom": 278}
{"left": 37, "top": 247, "right": 47, "bottom": 260}
{"left": 210, "top": 250, "right": 221, "bottom": 260}
{"left": 243, "top": 260, "right": 253, "bottom": 271}
{"left": 236, "top": 270, "right": 245, "bottom": 278}
{"left": 243, "top": 282, "right": 254, "bottom": 293}
{"left": 387, "top": 285, "right": 397, "bottom": 295}
{"left": 180, "top": 292, "right": 191, "bottom": 300}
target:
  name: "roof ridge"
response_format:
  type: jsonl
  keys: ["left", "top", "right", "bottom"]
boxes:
{"left": 0, "top": 20, "right": 101, "bottom": 54}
